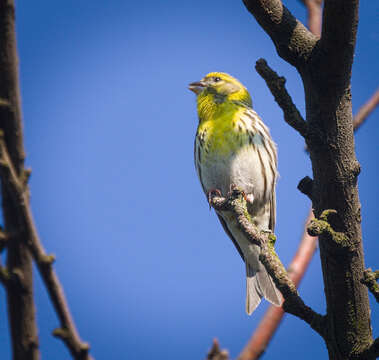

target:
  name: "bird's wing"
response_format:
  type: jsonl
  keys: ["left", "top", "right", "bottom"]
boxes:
{"left": 269, "top": 186, "right": 276, "bottom": 232}
{"left": 216, "top": 213, "right": 244, "bottom": 261}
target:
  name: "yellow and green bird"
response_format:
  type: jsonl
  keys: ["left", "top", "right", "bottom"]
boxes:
{"left": 189, "top": 72, "right": 281, "bottom": 314}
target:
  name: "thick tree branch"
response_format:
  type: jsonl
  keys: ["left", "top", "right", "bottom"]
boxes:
{"left": 239, "top": 1, "right": 378, "bottom": 358}
{"left": 242, "top": 0, "right": 317, "bottom": 67}
{"left": 302, "top": 0, "right": 372, "bottom": 356}
{"left": 0, "top": 132, "right": 93, "bottom": 360}
{"left": 319, "top": 0, "right": 359, "bottom": 88}
{"left": 255, "top": 59, "right": 308, "bottom": 138}
{"left": 361, "top": 269, "right": 379, "bottom": 303}
{"left": 210, "top": 188, "right": 325, "bottom": 337}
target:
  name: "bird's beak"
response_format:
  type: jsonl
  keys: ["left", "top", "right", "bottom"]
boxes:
{"left": 188, "top": 80, "right": 206, "bottom": 95}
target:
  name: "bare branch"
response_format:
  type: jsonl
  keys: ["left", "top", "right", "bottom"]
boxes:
{"left": 238, "top": 304, "right": 284, "bottom": 360}
{"left": 353, "top": 88, "right": 379, "bottom": 131}
{"left": 242, "top": 0, "right": 317, "bottom": 67}
{"left": 0, "top": 131, "right": 93, "bottom": 360}
{"left": 211, "top": 189, "right": 325, "bottom": 337}
{"left": 240, "top": 1, "right": 377, "bottom": 359}
{"left": 300, "top": 0, "right": 322, "bottom": 36}
{"left": 206, "top": 339, "right": 230, "bottom": 360}
{"left": 255, "top": 59, "right": 308, "bottom": 138}
{"left": 361, "top": 268, "right": 379, "bottom": 303}
{"left": 238, "top": 210, "right": 318, "bottom": 360}
{"left": 0, "top": 1, "right": 40, "bottom": 358}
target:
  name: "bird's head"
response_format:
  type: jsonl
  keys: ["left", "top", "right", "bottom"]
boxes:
{"left": 188, "top": 72, "right": 252, "bottom": 106}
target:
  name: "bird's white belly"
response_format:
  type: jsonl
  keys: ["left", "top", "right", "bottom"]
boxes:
{"left": 200, "top": 145, "right": 269, "bottom": 204}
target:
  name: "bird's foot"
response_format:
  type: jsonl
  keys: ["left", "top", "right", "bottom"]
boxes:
{"left": 207, "top": 188, "right": 222, "bottom": 210}
{"left": 228, "top": 184, "right": 250, "bottom": 202}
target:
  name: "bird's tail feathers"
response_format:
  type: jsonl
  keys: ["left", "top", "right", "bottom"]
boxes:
{"left": 245, "top": 262, "right": 282, "bottom": 315}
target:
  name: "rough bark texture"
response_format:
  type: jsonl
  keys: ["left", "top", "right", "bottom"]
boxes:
{"left": 0, "top": 1, "right": 40, "bottom": 359}
{"left": 302, "top": 2, "right": 372, "bottom": 357}
{"left": 242, "top": 0, "right": 317, "bottom": 67}
{"left": 242, "top": 0, "right": 374, "bottom": 359}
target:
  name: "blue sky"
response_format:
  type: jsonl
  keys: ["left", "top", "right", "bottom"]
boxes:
{"left": 0, "top": 1, "right": 378, "bottom": 359}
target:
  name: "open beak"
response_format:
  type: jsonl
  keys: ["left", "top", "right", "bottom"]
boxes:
{"left": 188, "top": 80, "right": 206, "bottom": 95}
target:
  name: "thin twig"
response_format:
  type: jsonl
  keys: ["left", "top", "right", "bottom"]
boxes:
{"left": 0, "top": 130, "right": 93, "bottom": 360}
{"left": 206, "top": 339, "right": 230, "bottom": 360}
{"left": 353, "top": 88, "right": 379, "bottom": 131}
{"left": 255, "top": 59, "right": 308, "bottom": 138}
{"left": 210, "top": 189, "right": 325, "bottom": 338}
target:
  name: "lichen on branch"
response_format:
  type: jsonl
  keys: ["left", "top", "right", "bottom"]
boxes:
{"left": 210, "top": 188, "right": 325, "bottom": 337}
{"left": 361, "top": 268, "right": 379, "bottom": 303}
{"left": 307, "top": 209, "right": 353, "bottom": 251}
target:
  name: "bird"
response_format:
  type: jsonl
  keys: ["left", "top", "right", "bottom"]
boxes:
{"left": 189, "top": 72, "right": 282, "bottom": 314}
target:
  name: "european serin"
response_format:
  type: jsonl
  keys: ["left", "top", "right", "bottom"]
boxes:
{"left": 189, "top": 72, "right": 281, "bottom": 314}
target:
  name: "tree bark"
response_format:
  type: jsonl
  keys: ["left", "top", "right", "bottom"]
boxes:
{"left": 242, "top": 0, "right": 374, "bottom": 358}
{"left": 0, "top": 1, "right": 40, "bottom": 359}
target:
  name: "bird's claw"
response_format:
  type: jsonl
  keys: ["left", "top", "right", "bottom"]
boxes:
{"left": 207, "top": 189, "right": 222, "bottom": 210}
{"left": 228, "top": 184, "right": 250, "bottom": 202}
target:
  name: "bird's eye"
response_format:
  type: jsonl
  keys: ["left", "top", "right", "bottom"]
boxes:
{"left": 214, "top": 77, "right": 221, "bottom": 82}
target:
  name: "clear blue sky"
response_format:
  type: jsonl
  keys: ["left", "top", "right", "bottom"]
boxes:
{"left": 0, "top": 1, "right": 378, "bottom": 359}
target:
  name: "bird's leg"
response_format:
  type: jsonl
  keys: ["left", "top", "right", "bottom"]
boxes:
{"left": 207, "top": 188, "right": 222, "bottom": 210}
{"left": 228, "top": 183, "right": 251, "bottom": 203}
{"left": 245, "top": 193, "right": 255, "bottom": 205}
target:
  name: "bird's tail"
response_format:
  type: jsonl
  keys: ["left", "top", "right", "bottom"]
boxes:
{"left": 245, "top": 262, "right": 282, "bottom": 315}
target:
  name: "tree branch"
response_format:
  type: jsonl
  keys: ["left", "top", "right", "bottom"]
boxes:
{"left": 255, "top": 59, "right": 308, "bottom": 138}
{"left": 360, "top": 268, "right": 379, "bottom": 303}
{"left": 299, "top": 0, "right": 322, "bottom": 36}
{"left": 353, "top": 88, "right": 379, "bottom": 131}
{"left": 238, "top": 1, "right": 378, "bottom": 358}
{"left": 0, "top": 131, "right": 93, "bottom": 360}
{"left": 210, "top": 188, "right": 325, "bottom": 338}
{"left": 206, "top": 339, "right": 230, "bottom": 360}
{"left": 238, "top": 210, "right": 317, "bottom": 360}
{"left": 242, "top": 0, "right": 317, "bottom": 67}
{"left": 0, "top": 1, "right": 39, "bottom": 358}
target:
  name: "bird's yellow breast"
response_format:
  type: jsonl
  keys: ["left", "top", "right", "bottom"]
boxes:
{"left": 197, "top": 102, "right": 249, "bottom": 156}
